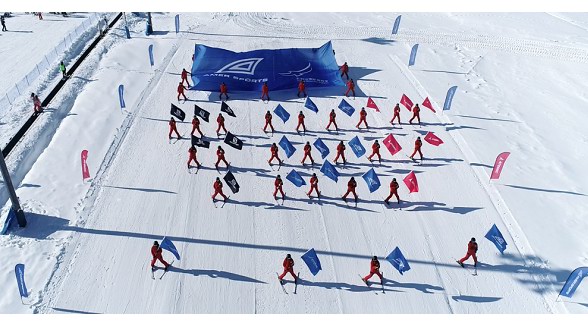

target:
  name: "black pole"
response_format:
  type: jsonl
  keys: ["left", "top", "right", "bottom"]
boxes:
{"left": 147, "top": 13, "right": 153, "bottom": 35}
{"left": 0, "top": 151, "right": 26, "bottom": 227}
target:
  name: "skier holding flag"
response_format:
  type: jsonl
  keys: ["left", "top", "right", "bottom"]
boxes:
{"left": 342, "top": 177, "right": 358, "bottom": 202}
{"left": 458, "top": 238, "right": 478, "bottom": 267}
{"left": 177, "top": 82, "right": 188, "bottom": 101}
{"left": 296, "top": 111, "right": 306, "bottom": 133}
{"left": 326, "top": 109, "right": 338, "bottom": 131}
{"left": 151, "top": 241, "right": 170, "bottom": 271}
{"left": 384, "top": 178, "right": 400, "bottom": 205}
{"left": 409, "top": 104, "right": 421, "bottom": 125}
{"left": 333, "top": 141, "right": 347, "bottom": 165}
{"left": 390, "top": 103, "right": 401, "bottom": 125}
{"left": 339, "top": 62, "right": 349, "bottom": 80}
{"left": 409, "top": 136, "right": 423, "bottom": 161}
{"left": 268, "top": 143, "right": 283, "bottom": 165}
{"left": 356, "top": 107, "right": 369, "bottom": 129}
{"left": 216, "top": 113, "right": 227, "bottom": 136}
{"left": 215, "top": 145, "right": 229, "bottom": 170}
{"left": 263, "top": 110, "right": 275, "bottom": 133}
{"left": 367, "top": 140, "right": 381, "bottom": 163}
{"left": 181, "top": 68, "right": 191, "bottom": 88}
{"left": 362, "top": 256, "right": 383, "bottom": 284}
{"left": 297, "top": 80, "right": 307, "bottom": 98}
{"left": 307, "top": 173, "right": 321, "bottom": 197}
{"left": 168, "top": 117, "right": 181, "bottom": 140}
{"left": 187, "top": 145, "right": 200, "bottom": 169}
{"left": 278, "top": 254, "right": 298, "bottom": 284}
{"left": 219, "top": 82, "right": 229, "bottom": 100}
{"left": 345, "top": 79, "right": 356, "bottom": 97}
{"left": 261, "top": 82, "right": 270, "bottom": 101}
{"left": 191, "top": 115, "right": 203, "bottom": 137}
{"left": 301, "top": 141, "right": 315, "bottom": 165}
{"left": 273, "top": 175, "right": 286, "bottom": 200}
{"left": 212, "top": 177, "right": 228, "bottom": 201}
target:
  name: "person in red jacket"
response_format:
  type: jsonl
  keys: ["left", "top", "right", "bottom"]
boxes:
{"left": 191, "top": 115, "right": 203, "bottom": 137}
{"left": 345, "top": 79, "right": 355, "bottom": 97}
{"left": 212, "top": 177, "right": 228, "bottom": 201}
{"left": 458, "top": 237, "right": 478, "bottom": 267}
{"left": 409, "top": 104, "right": 421, "bottom": 125}
{"left": 326, "top": 109, "right": 338, "bottom": 131}
{"left": 261, "top": 82, "right": 270, "bottom": 101}
{"left": 409, "top": 136, "right": 423, "bottom": 161}
{"left": 151, "top": 241, "right": 170, "bottom": 271}
{"left": 384, "top": 178, "right": 400, "bottom": 205}
{"left": 342, "top": 177, "right": 358, "bottom": 202}
{"left": 168, "top": 117, "right": 181, "bottom": 140}
{"left": 296, "top": 111, "right": 306, "bottom": 133}
{"left": 33, "top": 94, "right": 42, "bottom": 113}
{"left": 356, "top": 107, "right": 368, "bottom": 129}
{"left": 181, "top": 68, "right": 191, "bottom": 88}
{"left": 177, "top": 82, "right": 188, "bottom": 101}
{"left": 268, "top": 143, "right": 283, "bottom": 165}
{"left": 307, "top": 173, "right": 320, "bottom": 197}
{"left": 301, "top": 141, "right": 314, "bottom": 165}
{"left": 390, "top": 103, "right": 401, "bottom": 125}
{"left": 333, "top": 141, "right": 346, "bottom": 165}
{"left": 297, "top": 80, "right": 307, "bottom": 98}
{"left": 339, "top": 62, "right": 349, "bottom": 80}
{"left": 216, "top": 113, "right": 227, "bottom": 136}
{"left": 273, "top": 175, "right": 286, "bottom": 200}
{"left": 367, "top": 140, "right": 381, "bottom": 163}
{"left": 263, "top": 110, "right": 274, "bottom": 133}
{"left": 187, "top": 145, "right": 200, "bottom": 169}
{"left": 362, "top": 256, "right": 383, "bottom": 284}
{"left": 219, "top": 82, "right": 229, "bottom": 100}
{"left": 278, "top": 254, "right": 298, "bottom": 283}
{"left": 215, "top": 145, "right": 229, "bottom": 169}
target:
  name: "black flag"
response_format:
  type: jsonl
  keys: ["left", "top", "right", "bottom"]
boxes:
{"left": 224, "top": 171, "right": 240, "bottom": 194}
{"left": 224, "top": 132, "right": 243, "bottom": 150}
{"left": 221, "top": 101, "right": 236, "bottom": 117}
{"left": 194, "top": 104, "right": 210, "bottom": 122}
{"left": 191, "top": 135, "right": 210, "bottom": 148}
{"left": 170, "top": 104, "right": 186, "bottom": 121}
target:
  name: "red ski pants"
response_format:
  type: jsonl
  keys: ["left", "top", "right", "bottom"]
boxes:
{"left": 334, "top": 152, "right": 346, "bottom": 163}
{"left": 212, "top": 189, "right": 228, "bottom": 200}
{"left": 169, "top": 127, "right": 180, "bottom": 139}
{"left": 263, "top": 121, "right": 274, "bottom": 132}
{"left": 274, "top": 186, "right": 285, "bottom": 198}
{"left": 151, "top": 255, "right": 169, "bottom": 268}
{"left": 363, "top": 270, "right": 383, "bottom": 282}
{"left": 279, "top": 267, "right": 296, "bottom": 280}
{"left": 368, "top": 151, "right": 381, "bottom": 161}
{"left": 459, "top": 253, "right": 477, "bottom": 264}
{"left": 410, "top": 149, "right": 423, "bottom": 159}
{"left": 302, "top": 152, "right": 314, "bottom": 164}
{"left": 216, "top": 123, "right": 227, "bottom": 134}
{"left": 268, "top": 153, "right": 281, "bottom": 164}
{"left": 326, "top": 120, "right": 338, "bottom": 130}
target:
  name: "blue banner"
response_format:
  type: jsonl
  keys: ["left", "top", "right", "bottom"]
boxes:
{"left": 301, "top": 248, "right": 322, "bottom": 276}
{"left": 386, "top": 247, "right": 411, "bottom": 275}
{"left": 484, "top": 224, "right": 507, "bottom": 254}
{"left": 304, "top": 97, "right": 319, "bottom": 113}
{"left": 559, "top": 267, "right": 588, "bottom": 298}
{"left": 15, "top": 264, "right": 28, "bottom": 298}
{"left": 160, "top": 237, "right": 181, "bottom": 260}
{"left": 278, "top": 136, "right": 296, "bottom": 159}
{"left": 313, "top": 138, "right": 330, "bottom": 159}
{"left": 443, "top": 86, "right": 458, "bottom": 111}
{"left": 118, "top": 84, "right": 125, "bottom": 109}
{"left": 175, "top": 14, "right": 180, "bottom": 34}
{"left": 392, "top": 15, "right": 402, "bottom": 35}
{"left": 273, "top": 104, "right": 290, "bottom": 123}
{"left": 320, "top": 160, "right": 340, "bottom": 182}
{"left": 1, "top": 208, "right": 17, "bottom": 235}
{"left": 362, "top": 168, "right": 381, "bottom": 193}
{"left": 348, "top": 136, "right": 366, "bottom": 158}
{"left": 191, "top": 41, "right": 344, "bottom": 92}
{"left": 338, "top": 99, "right": 355, "bottom": 117}
{"left": 148, "top": 44, "right": 154, "bottom": 66}
{"left": 409, "top": 44, "right": 419, "bottom": 67}
{"left": 286, "top": 169, "right": 306, "bottom": 187}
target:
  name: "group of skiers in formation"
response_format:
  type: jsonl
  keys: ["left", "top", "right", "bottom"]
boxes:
{"left": 158, "top": 60, "right": 480, "bottom": 280}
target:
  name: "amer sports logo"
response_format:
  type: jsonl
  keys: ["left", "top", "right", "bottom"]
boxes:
{"left": 394, "top": 258, "right": 405, "bottom": 270}
{"left": 366, "top": 176, "right": 377, "bottom": 188}
{"left": 216, "top": 58, "right": 264, "bottom": 75}
{"left": 279, "top": 63, "right": 312, "bottom": 77}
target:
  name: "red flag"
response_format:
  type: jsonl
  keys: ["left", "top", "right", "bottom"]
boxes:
{"left": 366, "top": 97, "right": 380, "bottom": 112}
{"left": 424, "top": 132, "right": 443, "bottom": 146}
{"left": 400, "top": 94, "right": 413, "bottom": 111}
{"left": 81, "top": 150, "right": 90, "bottom": 181}
{"left": 490, "top": 152, "right": 510, "bottom": 180}
{"left": 403, "top": 171, "right": 419, "bottom": 193}
{"left": 383, "top": 134, "right": 402, "bottom": 156}
{"left": 422, "top": 97, "right": 436, "bottom": 113}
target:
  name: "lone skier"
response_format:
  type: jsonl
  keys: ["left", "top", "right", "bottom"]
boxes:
{"left": 409, "top": 136, "right": 423, "bottom": 161}
{"left": 59, "top": 61, "right": 67, "bottom": 78}
{"left": 177, "top": 82, "right": 188, "bottom": 101}
{"left": 187, "top": 145, "right": 200, "bottom": 169}
{"left": 357, "top": 106, "right": 368, "bottom": 129}
{"left": 215, "top": 145, "right": 229, "bottom": 169}
{"left": 409, "top": 104, "right": 421, "bottom": 125}
{"left": 216, "top": 113, "right": 227, "bottom": 136}
{"left": 345, "top": 79, "right": 355, "bottom": 97}
{"left": 263, "top": 110, "right": 275, "bottom": 133}
{"left": 151, "top": 241, "right": 170, "bottom": 271}
{"left": 278, "top": 254, "right": 298, "bottom": 283}
{"left": 168, "top": 117, "right": 181, "bottom": 140}
{"left": 212, "top": 177, "right": 228, "bottom": 201}
{"left": 268, "top": 143, "right": 283, "bottom": 165}
{"left": 297, "top": 80, "right": 307, "bottom": 98}
{"left": 301, "top": 141, "right": 314, "bottom": 165}
{"left": 296, "top": 111, "right": 306, "bottom": 133}
{"left": 307, "top": 173, "right": 320, "bottom": 197}
{"left": 367, "top": 140, "right": 381, "bottom": 163}
{"left": 458, "top": 237, "right": 478, "bottom": 267}
{"left": 326, "top": 109, "right": 338, "bottom": 131}
{"left": 333, "top": 141, "right": 347, "bottom": 165}
{"left": 191, "top": 115, "right": 203, "bottom": 137}
{"left": 384, "top": 178, "right": 400, "bottom": 205}
{"left": 261, "top": 82, "right": 270, "bottom": 101}
{"left": 32, "top": 93, "right": 42, "bottom": 113}
{"left": 362, "top": 256, "right": 383, "bottom": 284}
{"left": 273, "top": 175, "right": 286, "bottom": 200}
{"left": 342, "top": 177, "right": 358, "bottom": 202}
{"left": 181, "top": 68, "right": 191, "bottom": 88}
{"left": 219, "top": 82, "right": 229, "bottom": 100}
{"left": 390, "top": 103, "right": 401, "bottom": 125}
{"left": 1, "top": 16, "right": 7, "bottom": 32}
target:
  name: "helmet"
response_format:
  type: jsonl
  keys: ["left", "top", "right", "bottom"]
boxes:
{"left": 286, "top": 254, "right": 291, "bottom": 258}
{"left": 153, "top": 241, "right": 159, "bottom": 246}
{"left": 392, "top": 178, "right": 396, "bottom": 181}
{"left": 471, "top": 237, "right": 476, "bottom": 242}
{"left": 277, "top": 175, "right": 281, "bottom": 178}
{"left": 372, "top": 256, "right": 377, "bottom": 260}
{"left": 216, "top": 177, "right": 220, "bottom": 181}
{"left": 312, "top": 173, "right": 317, "bottom": 177}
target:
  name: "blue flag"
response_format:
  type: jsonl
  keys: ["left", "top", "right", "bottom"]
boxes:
{"left": 160, "top": 237, "right": 181, "bottom": 261}
{"left": 15, "top": 264, "right": 28, "bottom": 298}
{"left": 484, "top": 224, "right": 507, "bottom": 254}
{"left": 1, "top": 208, "right": 17, "bottom": 235}
{"left": 273, "top": 104, "right": 290, "bottom": 123}
{"left": 148, "top": 44, "right": 154, "bottom": 66}
{"left": 313, "top": 138, "right": 330, "bottom": 159}
{"left": 559, "top": 267, "right": 588, "bottom": 298}
{"left": 386, "top": 247, "right": 411, "bottom": 275}
{"left": 392, "top": 15, "right": 402, "bottom": 35}
{"left": 286, "top": 169, "right": 306, "bottom": 187}
{"left": 409, "top": 44, "right": 419, "bottom": 67}
{"left": 304, "top": 97, "right": 319, "bottom": 113}
{"left": 443, "top": 86, "right": 458, "bottom": 111}
{"left": 348, "top": 136, "right": 366, "bottom": 158}
{"left": 320, "top": 160, "right": 340, "bottom": 182}
{"left": 175, "top": 14, "right": 180, "bottom": 34}
{"left": 278, "top": 136, "right": 296, "bottom": 158}
{"left": 301, "top": 248, "right": 322, "bottom": 276}
{"left": 118, "top": 84, "right": 125, "bottom": 109}
{"left": 338, "top": 99, "right": 355, "bottom": 117}
{"left": 362, "top": 168, "right": 381, "bottom": 193}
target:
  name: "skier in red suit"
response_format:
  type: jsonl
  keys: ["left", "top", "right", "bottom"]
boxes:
{"left": 33, "top": 94, "right": 42, "bottom": 113}
{"left": 362, "top": 256, "right": 383, "bottom": 284}
{"left": 177, "top": 82, "right": 187, "bottom": 101}
{"left": 301, "top": 141, "right": 314, "bottom": 165}
{"left": 390, "top": 103, "right": 401, "bottom": 125}
{"left": 216, "top": 113, "right": 227, "bottom": 135}
{"left": 261, "top": 82, "right": 270, "bottom": 101}
{"left": 273, "top": 175, "right": 286, "bottom": 200}
{"left": 326, "top": 109, "right": 338, "bottom": 131}
{"left": 409, "top": 136, "right": 423, "bottom": 161}
{"left": 367, "top": 140, "right": 381, "bottom": 163}
{"left": 342, "top": 177, "right": 358, "bottom": 202}
{"left": 263, "top": 110, "right": 275, "bottom": 133}
{"left": 339, "top": 62, "right": 349, "bottom": 80}
{"left": 278, "top": 254, "right": 298, "bottom": 283}
{"left": 151, "top": 241, "right": 170, "bottom": 271}
{"left": 212, "top": 177, "right": 228, "bottom": 201}
{"left": 187, "top": 145, "right": 200, "bottom": 169}
{"left": 356, "top": 107, "right": 368, "bottom": 129}
{"left": 168, "top": 117, "right": 181, "bottom": 140}
{"left": 268, "top": 143, "right": 282, "bottom": 165}
{"left": 458, "top": 238, "right": 478, "bottom": 267}
{"left": 219, "top": 82, "right": 229, "bottom": 100}
{"left": 296, "top": 111, "right": 306, "bottom": 133}
{"left": 409, "top": 104, "right": 421, "bottom": 125}
{"left": 333, "top": 141, "right": 346, "bottom": 165}
{"left": 181, "top": 68, "right": 191, "bottom": 88}
{"left": 307, "top": 173, "right": 320, "bottom": 197}
{"left": 297, "top": 80, "right": 307, "bottom": 98}
{"left": 191, "top": 115, "right": 203, "bottom": 137}
{"left": 384, "top": 178, "right": 400, "bottom": 205}
{"left": 345, "top": 79, "right": 355, "bottom": 97}
{"left": 215, "top": 145, "right": 229, "bottom": 169}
